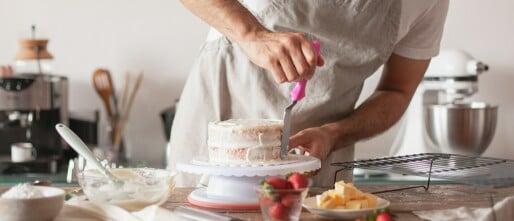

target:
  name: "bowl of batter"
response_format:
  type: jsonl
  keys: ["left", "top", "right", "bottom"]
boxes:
{"left": 77, "top": 168, "right": 175, "bottom": 211}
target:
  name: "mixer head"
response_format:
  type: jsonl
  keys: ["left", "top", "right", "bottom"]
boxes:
{"left": 425, "top": 49, "right": 488, "bottom": 78}
{"left": 422, "top": 49, "right": 489, "bottom": 103}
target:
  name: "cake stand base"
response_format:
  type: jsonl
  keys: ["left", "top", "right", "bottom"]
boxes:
{"left": 177, "top": 155, "right": 321, "bottom": 210}
{"left": 188, "top": 188, "right": 260, "bottom": 210}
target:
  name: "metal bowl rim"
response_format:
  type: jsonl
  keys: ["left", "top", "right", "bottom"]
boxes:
{"left": 427, "top": 102, "right": 498, "bottom": 110}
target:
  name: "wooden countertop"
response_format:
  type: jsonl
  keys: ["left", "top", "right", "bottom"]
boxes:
{"left": 3, "top": 184, "right": 513, "bottom": 220}
{"left": 163, "top": 184, "right": 514, "bottom": 221}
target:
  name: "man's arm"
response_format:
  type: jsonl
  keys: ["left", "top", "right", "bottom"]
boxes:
{"left": 289, "top": 53, "right": 430, "bottom": 160}
{"left": 180, "top": 0, "right": 265, "bottom": 43}
{"left": 180, "top": 0, "right": 322, "bottom": 83}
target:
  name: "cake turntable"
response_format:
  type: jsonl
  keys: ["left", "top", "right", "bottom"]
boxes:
{"left": 176, "top": 154, "right": 321, "bottom": 209}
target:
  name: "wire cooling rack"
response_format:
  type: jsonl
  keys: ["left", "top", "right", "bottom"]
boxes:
{"left": 331, "top": 153, "right": 514, "bottom": 192}
{"left": 331, "top": 153, "right": 511, "bottom": 221}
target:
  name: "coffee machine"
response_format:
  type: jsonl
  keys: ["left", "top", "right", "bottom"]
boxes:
{"left": 390, "top": 49, "right": 498, "bottom": 156}
{"left": 0, "top": 31, "right": 69, "bottom": 174}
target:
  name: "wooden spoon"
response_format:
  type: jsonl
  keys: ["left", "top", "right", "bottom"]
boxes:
{"left": 113, "top": 71, "right": 144, "bottom": 151}
{"left": 92, "top": 68, "right": 115, "bottom": 118}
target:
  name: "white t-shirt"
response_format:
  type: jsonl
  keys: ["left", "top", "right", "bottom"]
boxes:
{"left": 206, "top": 0, "right": 449, "bottom": 60}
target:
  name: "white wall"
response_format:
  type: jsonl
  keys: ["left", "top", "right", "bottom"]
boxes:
{"left": 356, "top": 0, "right": 514, "bottom": 159}
{"left": 0, "top": 0, "right": 209, "bottom": 167}
{"left": 0, "top": 0, "right": 513, "bottom": 167}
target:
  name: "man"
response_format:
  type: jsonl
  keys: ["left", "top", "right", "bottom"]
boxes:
{"left": 168, "top": 0, "right": 449, "bottom": 187}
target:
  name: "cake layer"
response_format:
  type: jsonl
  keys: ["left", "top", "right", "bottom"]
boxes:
{"left": 207, "top": 119, "right": 283, "bottom": 163}
{"left": 208, "top": 146, "right": 281, "bottom": 164}
{"left": 208, "top": 119, "right": 283, "bottom": 149}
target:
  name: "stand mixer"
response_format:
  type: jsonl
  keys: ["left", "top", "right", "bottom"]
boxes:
{"left": 390, "top": 49, "right": 498, "bottom": 156}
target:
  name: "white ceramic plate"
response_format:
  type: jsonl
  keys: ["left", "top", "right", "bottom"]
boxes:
{"left": 302, "top": 196, "right": 390, "bottom": 220}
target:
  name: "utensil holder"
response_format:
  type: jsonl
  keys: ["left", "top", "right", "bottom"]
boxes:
{"left": 94, "top": 118, "right": 127, "bottom": 164}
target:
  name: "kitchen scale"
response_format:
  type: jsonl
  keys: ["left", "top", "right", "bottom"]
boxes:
{"left": 176, "top": 154, "right": 320, "bottom": 210}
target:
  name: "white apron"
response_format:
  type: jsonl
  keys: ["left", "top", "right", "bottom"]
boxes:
{"left": 168, "top": 0, "right": 401, "bottom": 188}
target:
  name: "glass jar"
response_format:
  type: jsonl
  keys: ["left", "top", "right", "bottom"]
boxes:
{"left": 92, "top": 117, "right": 128, "bottom": 164}
{"left": 13, "top": 39, "right": 54, "bottom": 74}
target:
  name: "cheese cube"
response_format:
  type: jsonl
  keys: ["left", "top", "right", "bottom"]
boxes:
{"left": 335, "top": 182, "right": 365, "bottom": 199}
{"left": 318, "top": 180, "right": 380, "bottom": 210}
{"left": 345, "top": 200, "right": 362, "bottom": 209}
{"left": 335, "top": 182, "right": 354, "bottom": 196}
{"left": 327, "top": 190, "right": 348, "bottom": 205}
{"left": 363, "top": 193, "right": 378, "bottom": 208}
{"left": 348, "top": 183, "right": 366, "bottom": 199}
{"left": 357, "top": 199, "right": 369, "bottom": 208}
{"left": 316, "top": 192, "right": 337, "bottom": 209}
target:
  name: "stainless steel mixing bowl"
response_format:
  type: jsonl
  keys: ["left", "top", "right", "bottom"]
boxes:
{"left": 425, "top": 102, "right": 498, "bottom": 155}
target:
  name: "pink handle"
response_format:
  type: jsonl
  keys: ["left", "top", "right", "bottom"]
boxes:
{"left": 290, "top": 40, "right": 321, "bottom": 101}
{"left": 312, "top": 40, "right": 321, "bottom": 53}
{"left": 290, "top": 80, "right": 306, "bottom": 101}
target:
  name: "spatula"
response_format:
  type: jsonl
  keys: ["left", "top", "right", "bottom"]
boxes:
{"left": 93, "top": 68, "right": 116, "bottom": 119}
{"left": 55, "top": 123, "right": 124, "bottom": 187}
{"left": 280, "top": 40, "right": 321, "bottom": 159}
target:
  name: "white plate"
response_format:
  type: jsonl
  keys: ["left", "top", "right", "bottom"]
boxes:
{"left": 302, "top": 196, "right": 390, "bottom": 220}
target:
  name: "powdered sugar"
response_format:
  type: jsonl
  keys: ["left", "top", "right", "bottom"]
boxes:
{"left": 1, "top": 183, "right": 44, "bottom": 199}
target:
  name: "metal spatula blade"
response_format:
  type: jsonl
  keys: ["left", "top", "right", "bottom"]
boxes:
{"left": 280, "top": 40, "right": 321, "bottom": 159}
{"left": 281, "top": 101, "right": 297, "bottom": 159}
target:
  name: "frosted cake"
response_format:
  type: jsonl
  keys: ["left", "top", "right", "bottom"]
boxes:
{"left": 208, "top": 119, "right": 283, "bottom": 164}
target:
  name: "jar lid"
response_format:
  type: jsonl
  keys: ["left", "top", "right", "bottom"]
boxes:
{"left": 14, "top": 39, "right": 53, "bottom": 60}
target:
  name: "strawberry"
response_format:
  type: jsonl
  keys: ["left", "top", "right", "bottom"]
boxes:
{"left": 260, "top": 197, "right": 273, "bottom": 206}
{"left": 261, "top": 179, "right": 288, "bottom": 202}
{"left": 280, "top": 193, "right": 298, "bottom": 208}
{"left": 260, "top": 180, "right": 279, "bottom": 202}
{"left": 269, "top": 202, "right": 288, "bottom": 220}
{"left": 287, "top": 173, "right": 309, "bottom": 189}
{"left": 265, "top": 177, "right": 292, "bottom": 190}
{"left": 375, "top": 212, "right": 393, "bottom": 221}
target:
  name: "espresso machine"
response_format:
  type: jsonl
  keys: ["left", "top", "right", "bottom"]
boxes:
{"left": 0, "top": 30, "right": 69, "bottom": 174}
{"left": 390, "top": 49, "right": 498, "bottom": 156}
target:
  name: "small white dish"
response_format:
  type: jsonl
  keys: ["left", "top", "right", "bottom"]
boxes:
{"left": 0, "top": 186, "right": 65, "bottom": 221}
{"left": 302, "top": 196, "right": 390, "bottom": 220}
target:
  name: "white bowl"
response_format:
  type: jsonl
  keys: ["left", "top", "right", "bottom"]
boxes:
{"left": 77, "top": 168, "right": 175, "bottom": 211}
{"left": 0, "top": 186, "right": 65, "bottom": 221}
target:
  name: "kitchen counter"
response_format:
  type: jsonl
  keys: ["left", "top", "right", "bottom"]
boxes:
{"left": 163, "top": 184, "right": 508, "bottom": 220}
{"left": 1, "top": 184, "right": 510, "bottom": 220}
{"left": 0, "top": 172, "right": 74, "bottom": 186}
{"left": 0, "top": 172, "right": 453, "bottom": 186}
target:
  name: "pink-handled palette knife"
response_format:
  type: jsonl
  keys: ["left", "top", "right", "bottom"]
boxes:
{"left": 280, "top": 40, "right": 321, "bottom": 159}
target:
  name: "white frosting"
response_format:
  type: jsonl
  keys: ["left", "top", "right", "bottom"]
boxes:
{"left": 80, "top": 168, "right": 172, "bottom": 211}
{"left": 208, "top": 119, "right": 282, "bottom": 149}
{"left": 208, "top": 119, "right": 283, "bottom": 163}
{"left": 212, "top": 119, "right": 283, "bottom": 129}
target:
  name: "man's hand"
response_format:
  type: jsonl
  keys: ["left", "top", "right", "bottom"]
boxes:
{"left": 237, "top": 31, "right": 324, "bottom": 83}
{"left": 180, "top": 0, "right": 324, "bottom": 84}
{"left": 288, "top": 125, "right": 337, "bottom": 161}
{"left": 289, "top": 54, "right": 430, "bottom": 161}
